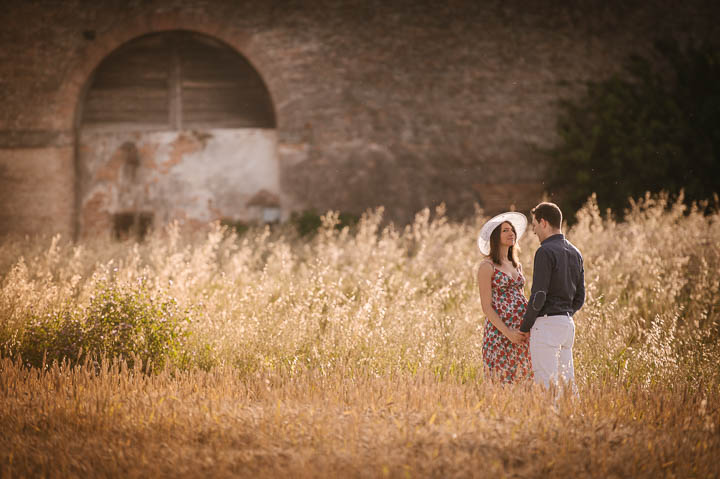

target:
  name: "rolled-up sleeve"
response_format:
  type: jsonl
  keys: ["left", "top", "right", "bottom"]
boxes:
{"left": 520, "top": 247, "right": 552, "bottom": 332}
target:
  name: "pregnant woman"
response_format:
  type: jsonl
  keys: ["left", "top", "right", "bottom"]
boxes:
{"left": 476, "top": 212, "right": 533, "bottom": 384}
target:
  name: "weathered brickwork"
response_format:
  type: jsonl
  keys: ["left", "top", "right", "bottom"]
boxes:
{"left": 1, "top": 0, "right": 718, "bottom": 237}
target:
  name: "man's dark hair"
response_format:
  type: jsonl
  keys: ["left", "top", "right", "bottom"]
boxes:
{"left": 531, "top": 202, "right": 562, "bottom": 229}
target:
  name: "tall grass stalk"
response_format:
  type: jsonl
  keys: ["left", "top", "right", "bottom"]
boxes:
{"left": 1, "top": 194, "right": 719, "bottom": 477}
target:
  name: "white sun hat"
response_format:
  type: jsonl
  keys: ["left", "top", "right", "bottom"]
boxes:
{"left": 477, "top": 212, "right": 528, "bottom": 256}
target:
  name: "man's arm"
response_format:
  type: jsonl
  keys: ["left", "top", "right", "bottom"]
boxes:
{"left": 520, "top": 248, "right": 552, "bottom": 332}
{"left": 572, "top": 256, "right": 585, "bottom": 314}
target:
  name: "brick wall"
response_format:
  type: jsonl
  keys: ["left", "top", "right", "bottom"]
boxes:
{"left": 1, "top": 0, "right": 718, "bottom": 237}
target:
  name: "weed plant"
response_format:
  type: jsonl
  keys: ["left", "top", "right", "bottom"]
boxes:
{"left": 0, "top": 193, "right": 718, "bottom": 477}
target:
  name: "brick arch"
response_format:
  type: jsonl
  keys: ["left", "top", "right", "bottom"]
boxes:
{"left": 56, "top": 13, "right": 280, "bottom": 132}
{"left": 61, "top": 13, "right": 284, "bottom": 239}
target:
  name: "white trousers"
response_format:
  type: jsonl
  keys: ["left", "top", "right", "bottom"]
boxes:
{"left": 529, "top": 314, "right": 576, "bottom": 389}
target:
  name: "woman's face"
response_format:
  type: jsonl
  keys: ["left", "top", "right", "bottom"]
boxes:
{"left": 499, "top": 222, "right": 516, "bottom": 247}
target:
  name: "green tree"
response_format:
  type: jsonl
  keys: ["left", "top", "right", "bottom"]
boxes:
{"left": 547, "top": 39, "right": 720, "bottom": 218}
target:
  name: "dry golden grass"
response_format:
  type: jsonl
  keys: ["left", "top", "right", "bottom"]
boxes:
{"left": 1, "top": 357, "right": 717, "bottom": 478}
{"left": 1, "top": 194, "right": 719, "bottom": 477}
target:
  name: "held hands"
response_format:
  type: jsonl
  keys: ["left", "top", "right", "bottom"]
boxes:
{"left": 506, "top": 328, "right": 530, "bottom": 345}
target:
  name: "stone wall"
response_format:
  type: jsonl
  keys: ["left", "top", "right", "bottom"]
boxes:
{"left": 1, "top": 0, "right": 718, "bottom": 237}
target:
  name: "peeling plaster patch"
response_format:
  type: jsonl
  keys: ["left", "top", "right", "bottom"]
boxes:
{"left": 95, "top": 144, "right": 129, "bottom": 182}
{"left": 162, "top": 132, "right": 204, "bottom": 174}
{"left": 194, "top": 131, "right": 214, "bottom": 144}
{"left": 78, "top": 128, "right": 281, "bottom": 235}
{"left": 81, "top": 189, "right": 110, "bottom": 235}
{"left": 166, "top": 129, "right": 280, "bottom": 219}
{"left": 138, "top": 143, "right": 160, "bottom": 169}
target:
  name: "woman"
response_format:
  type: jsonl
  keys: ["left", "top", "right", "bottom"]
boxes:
{"left": 476, "top": 212, "right": 533, "bottom": 384}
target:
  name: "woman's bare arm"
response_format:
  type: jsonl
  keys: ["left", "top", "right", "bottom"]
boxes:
{"left": 477, "top": 262, "right": 525, "bottom": 344}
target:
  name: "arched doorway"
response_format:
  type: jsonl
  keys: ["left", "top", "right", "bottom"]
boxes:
{"left": 77, "top": 30, "right": 280, "bottom": 239}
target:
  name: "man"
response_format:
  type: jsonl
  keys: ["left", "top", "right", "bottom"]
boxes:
{"left": 519, "top": 202, "right": 585, "bottom": 390}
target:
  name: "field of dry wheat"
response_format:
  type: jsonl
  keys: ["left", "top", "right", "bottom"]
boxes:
{"left": 1, "top": 194, "right": 719, "bottom": 478}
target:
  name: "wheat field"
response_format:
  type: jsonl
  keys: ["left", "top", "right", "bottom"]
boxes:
{"left": 1, "top": 194, "right": 719, "bottom": 478}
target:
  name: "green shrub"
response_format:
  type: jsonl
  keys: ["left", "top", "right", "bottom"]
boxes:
{"left": 220, "top": 218, "right": 250, "bottom": 235}
{"left": 15, "top": 310, "right": 84, "bottom": 368}
{"left": 337, "top": 211, "right": 360, "bottom": 229}
{"left": 290, "top": 209, "right": 360, "bottom": 237}
{"left": 14, "top": 281, "right": 191, "bottom": 371}
{"left": 290, "top": 210, "right": 323, "bottom": 237}
{"left": 547, "top": 38, "right": 720, "bottom": 220}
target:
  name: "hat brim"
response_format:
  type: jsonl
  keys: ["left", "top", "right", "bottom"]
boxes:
{"left": 477, "top": 212, "right": 528, "bottom": 255}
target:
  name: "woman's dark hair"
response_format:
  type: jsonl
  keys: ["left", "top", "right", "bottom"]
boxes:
{"left": 489, "top": 221, "right": 519, "bottom": 267}
{"left": 531, "top": 202, "right": 562, "bottom": 229}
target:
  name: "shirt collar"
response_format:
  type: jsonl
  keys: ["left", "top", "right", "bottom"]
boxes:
{"left": 541, "top": 233, "right": 564, "bottom": 245}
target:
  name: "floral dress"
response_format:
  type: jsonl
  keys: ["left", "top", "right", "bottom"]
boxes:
{"left": 482, "top": 266, "right": 533, "bottom": 383}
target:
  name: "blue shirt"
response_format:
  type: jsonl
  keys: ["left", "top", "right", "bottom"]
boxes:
{"left": 520, "top": 234, "right": 585, "bottom": 332}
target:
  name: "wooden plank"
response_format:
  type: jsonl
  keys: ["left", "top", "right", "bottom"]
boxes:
{"left": 80, "top": 31, "right": 275, "bottom": 129}
{"left": 169, "top": 45, "right": 182, "bottom": 130}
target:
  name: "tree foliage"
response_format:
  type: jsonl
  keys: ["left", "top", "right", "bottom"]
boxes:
{"left": 547, "top": 39, "right": 720, "bottom": 218}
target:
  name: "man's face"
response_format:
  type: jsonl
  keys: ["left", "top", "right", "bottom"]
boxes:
{"left": 532, "top": 217, "right": 545, "bottom": 239}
